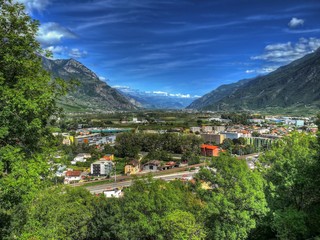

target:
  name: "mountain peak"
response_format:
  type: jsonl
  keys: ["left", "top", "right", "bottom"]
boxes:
{"left": 42, "top": 58, "right": 137, "bottom": 112}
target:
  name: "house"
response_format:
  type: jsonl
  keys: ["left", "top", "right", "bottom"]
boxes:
{"left": 71, "top": 153, "right": 91, "bottom": 165}
{"left": 102, "top": 154, "right": 114, "bottom": 161}
{"left": 142, "top": 160, "right": 162, "bottom": 172}
{"left": 220, "top": 131, "right": 243, "bottom": 140}
{"left": 202, "top": 126, "right": 213, "bottom": 133}
{"left": 200, "top": 144, "right": 221, "bottom": 157}
{"left": 201, "top": 133, "right": 226, "bottom": 144}
{"left": 103, "top": 188, "right": 122, "bottom": 198}
{"left": 55, "top": 165, "right": 67, "bottom": 177}
{"left": 190, "top": 127, "right": 201, "bottom": 133}
{"left": 159, "top": 161, "right": 178, "bottom": 171}
{"left": 91, "top": 160, "right": 114, "bottom": 176}
{"left": 124, "top": 160, "right": 140, "bottom": 175}
{"left": 64, "top": 170, "right": 82, "bottom": 184}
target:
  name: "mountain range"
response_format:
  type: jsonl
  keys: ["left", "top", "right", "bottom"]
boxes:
{"left": 187, "top": 48, "right": 320, "bottom": 113}
{"left": 42, "top": 57, "right": 198, "bottom": 111}
{"left": 117, "top": 87, "right": 198, "bottom": 109}
{"left": 42, "top": 47, "right": 320, "bottom": 113}
{"left": 42, "top": 57, "right": 137, "bottom": 112}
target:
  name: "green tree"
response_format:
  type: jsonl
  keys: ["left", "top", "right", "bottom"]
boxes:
{"left": 115, "top": 132, "right": 141, "bottom": 158}
{"left": 259, "top": 132, "right": 320, "bottom": 239}
{"left": 90, "top": 178, "right": 205, "bottom": 240}
{"left": 221, "top": 138, "right": 234, "bottom": 151}
{"left": 161, "top": 210, "right": 206, "bottom": 240}
{"left": 17, "top": 187, "right": 94, "bottom": 240}
{"left": 196, "top": 154, "right": 268, "bottom": 240}
{"left": 0, "top": 0, "right": 65, "bottom": 237}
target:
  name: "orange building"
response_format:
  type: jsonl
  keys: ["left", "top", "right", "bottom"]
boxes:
{"left": 200, "top": 144, "right": 221, "bottom": 157}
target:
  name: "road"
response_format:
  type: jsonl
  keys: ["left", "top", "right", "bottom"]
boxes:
{"left": 85, "top": 170, "right": 197, "bottom": 194}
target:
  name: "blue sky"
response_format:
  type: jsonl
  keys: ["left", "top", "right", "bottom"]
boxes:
{"left": 19, "top": 0, "right": 320, "bottom": 98}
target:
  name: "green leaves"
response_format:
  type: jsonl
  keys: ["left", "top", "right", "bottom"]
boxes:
{"left": 258, "top": 132, "right": 320, "bottom": 239}
{"left": 197, "top": 154, "right": 268, "bottom": 240}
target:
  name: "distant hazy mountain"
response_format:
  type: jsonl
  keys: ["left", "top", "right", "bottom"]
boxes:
{"left": 187, "top": 48, "right": 320, "bottom": 112}
{"left": 117, "top": 87, "right": 198, "bottom": 109}
{"left": 42, "top": 58, "right": 137, "bottom": 112}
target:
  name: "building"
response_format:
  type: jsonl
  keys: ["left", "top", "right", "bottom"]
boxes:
{"left": 102, "top": 154, "right": 114, "bottom": 161}
{"left": 220, "top": 131, "right": 243, "bottom": 140}
{"left": 75, "top": 133, "right": 102, "bottom": 145}
{"left": 212, "top": 125, "right": 226, "bottom": 133}
{"left": 296, "top": 120, "right": 304, "bottom": 127}
{"left": 64, "top": 170, "right": 82, "bottom": 184}
{"left": 124, "top": 160, "right": 140, "bottom": 175}
{"left": 200, "top": 144, "right": 221, "bottom": 157}
{"left": 103, "top": 188, "right": 122, "bottom": 198}
{"left": 201, "top": 133, "right": 226, "bottom": 144}
{"left": 142, "top": 160, "right": 161, "bottom": 172}
{"left": 202, "top": 126, "right": 213, "bottom": 133}
{"left": 159, "top": 161, "right": 178, "bottom": 171}
{"left": 190, "top": 127, "right": 201, "bottom": 133}
{"left": 91, "top": 160, "right": 114, "bottom": 176}
{"left": 71, "top": 153, "right": 91, "bottom": 165}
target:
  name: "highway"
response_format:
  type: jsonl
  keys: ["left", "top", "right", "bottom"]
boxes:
{"left": 85, "top": 170, "right": 197, "bottom": 194}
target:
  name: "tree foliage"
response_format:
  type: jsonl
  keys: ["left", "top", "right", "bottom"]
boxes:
{"left": 196, "top": 154, "right": 268, "bottom": 240}
{"left": 16, "top": 187, "right": 94, "bottom": 240}
{"left": 258, "top": 132, "right": 320, "bottom": 239}
{"left": 87, "top": 178, "right": 205, "bottom": 240}
{"left": 0, "top": 1, "right": 65, "bottom": 237}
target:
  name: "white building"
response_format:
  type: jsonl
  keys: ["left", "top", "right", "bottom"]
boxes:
{"left": 190, "top": 127, "right": 201, "bottom": 133}
{"left": 71, "top": 153, "right": 91, "bottom": 165}
{"left": 91, "top": 160, "right": 114, "bottom": 176}
{"left": 103, "top": 188, "right": 122, "bottom": 198}
{"left": 64, "top": 170, "right": 82, "bottom": 184}
{"left": 221, "top": 132, "right": 243, "bottom": 140}
{"left": 202, "top": 126, "right": 213, "bottom": 133}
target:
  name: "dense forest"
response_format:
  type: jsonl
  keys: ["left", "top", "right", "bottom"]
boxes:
{"left": 0, "top": 1, "right": 320, "bottom": 239}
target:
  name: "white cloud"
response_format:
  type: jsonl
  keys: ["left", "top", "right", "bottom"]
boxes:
{"left": 17, "top": 0, "right": 50, "bottom": 12}
{"left": 99, "top": 76, "right": 108, "bottom": 81}
{"left": 288, "top": 17, "right": 304, "bottom": 28}
{"left": 113, "top": 86, "right": 198, "bottom": 98}
{"left": 112, "top": 85, "right": 130, "bottom": 89}
{"left": 45, "top": 46, "right": 87, "bottom": 59}
{"left": 153, "top": 91, "right": 169, "bottom": 96}
{"left": 257, "top": 66, "right": 278, "bottom": 74}
{"left": 169, "top": 93, "right": 191, "bottom": 98}
{"left": 245, "top": 67, "right": 278, "bottom": 74}
{"left": 251, "top": 37, "right": 320, "bottom": 63}
{"left": 46, "top": 45, "right": 68, "bottom": 55}
{"left": 68, "top": 48, "right": 88, "bottom": 59}
{"left": 37, "top": 22, "right": 76, "bottom": 46}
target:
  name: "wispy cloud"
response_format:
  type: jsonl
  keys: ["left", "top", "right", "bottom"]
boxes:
{"left": 246, "top": 14, "right": 292, "bottom": 21}
{"left": 68, "top": 48, "right": 88, "bottom": 59}
{"left": 45, "top": 45, "right": 87, "bottom": 59}
{"left": 251, "top": 37, "right": 320, "bottom": 63}
{"left": 99, "top": 76, "right": 109, "bottom": 81}
{"left": 75, "top": 13, "right": 138, "bottom": 30}
{"left": 17, "top": 0, "right": 50, "bottom": 13}
{"left": 37, "top": 22, "right": 77, "bottom": 46}
{"left": 245, "top": 66, "right": 279, "bottom": 74}
{"left": 285, "top": 28, "right": 320, "bottom": 34}
{"left": 288, "top": 17, "right": 304, "bottom": 28}
{"left": 150, "top": 20, "right": 244, "bottom": 35}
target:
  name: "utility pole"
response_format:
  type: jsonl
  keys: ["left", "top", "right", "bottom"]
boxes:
{"left": 114, "top": 162, "right": 117, "bottom": 183}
